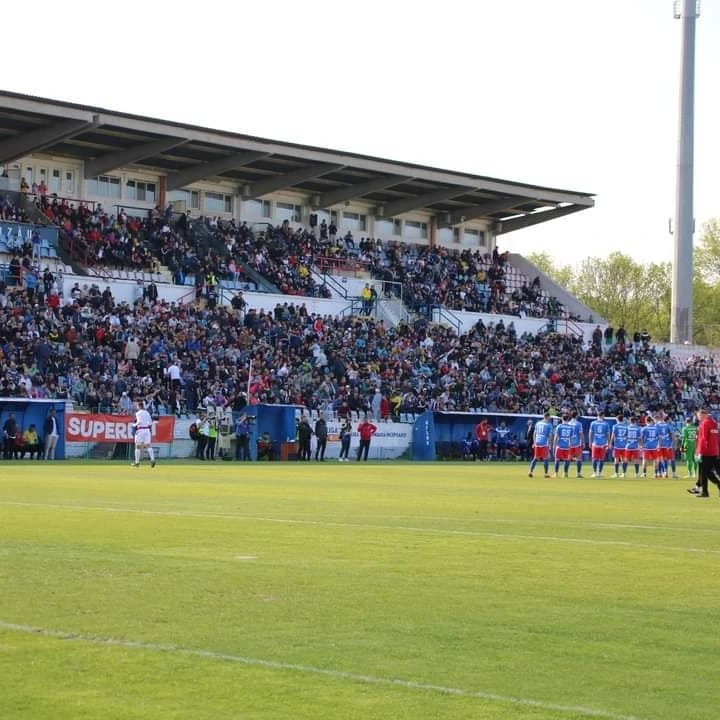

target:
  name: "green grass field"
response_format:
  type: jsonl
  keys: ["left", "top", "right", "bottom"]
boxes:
{"left": 1, "top": 460, "right": 719, "bottom": 720}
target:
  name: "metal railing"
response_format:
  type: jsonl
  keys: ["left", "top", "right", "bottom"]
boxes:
{"left": 310, "top": 264, "right": 347, "bottom": 298}
{"left": 314, "top": 255, "right": 373, "bottom": 277}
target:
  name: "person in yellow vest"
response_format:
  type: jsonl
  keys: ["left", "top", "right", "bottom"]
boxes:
{"left": 361, "top": 284, "right": 372, "bottom": 315}
{"left": 206, "top": 416, "right": 218, "bottom": 460}
{"left": 390, "top": 390, "right": 403, "bottom": 422}
{"left": 22, "top": 424, "right": 41, "bottom": 460}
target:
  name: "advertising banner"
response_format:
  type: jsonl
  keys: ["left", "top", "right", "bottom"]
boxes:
{"left": 65, "top": 413, "right": 175, "bottom": 443}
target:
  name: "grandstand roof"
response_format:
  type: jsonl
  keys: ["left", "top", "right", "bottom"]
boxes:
{"left": 0, "top": 90, "right": 594, "bottom": 232}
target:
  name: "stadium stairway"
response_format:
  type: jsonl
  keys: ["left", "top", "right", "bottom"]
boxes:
{"left": 508, "top": 252, "right": 601, "bottom": 324}
{"left": 238, "top": 261, "right": 281, "bottom": 293}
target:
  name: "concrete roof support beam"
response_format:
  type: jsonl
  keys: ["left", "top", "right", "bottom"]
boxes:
{"left": 0, "top": 117, "right": 98, "bottom": 164}
{"left": 84, "top": 137, "right": 188, "bottom": 179}
{"left": 437, "top": 196, "right": 523, "bottom": 228}
{"left": 311, "top": 174, "right": 414, "bottom": 209}
{"left": 493, "top": 204, "right": 585, "bottom": 234}
{"left": 166, "top": 151, "right": 271, "bottom": 191}
{"left": 375, "top": 186, "right": 476, "bottom": 218}
{"left": 242, "top": 163, "right": 344, "bottom": 199}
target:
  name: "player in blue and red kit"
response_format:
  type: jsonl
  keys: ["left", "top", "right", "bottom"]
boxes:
{"left": 528, "top": 412, "right": 553, "bottom": 479}
{"left": 655, "top": 413, "right": 678, "bottom": 479}
{"left": 625, "top": 416, "right": 642, "bottom": 478}
{"left": 569, "top": 410, "right": 585, "bottom": 478}
{"left": 640, "top": 415, "right": 660, "bottom": 477}
{"left": 588, "top": 411, "right": 611, "bottom": 477}
{"left": 609, "top": 414, "right": 629, "bottom": 477}
{"left": 553, "top": 415, "right": 574, "bottom": 478}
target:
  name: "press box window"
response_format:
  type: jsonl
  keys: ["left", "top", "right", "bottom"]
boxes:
{"left": 205, "top": 191, "right": 233, "bottom": 214}
{"left": 404, "top": 220, "right": 428, "bottom": 239}
{"left": 245, "top": 198, "right": 271, "bottom": 218}
{"left": 126, "top": 180, "right": 157, "bottom": 204}
{"left": 87, "top": 175, "right": 121, "bottom": 198}
{"left": 276, "top": 202, "right": 302, "bottom": 223}
{"left": 342, "top": 211, "right": 367, "bottom": 232}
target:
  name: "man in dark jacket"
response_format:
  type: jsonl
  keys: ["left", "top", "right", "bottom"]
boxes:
{"left": 3, "top": 412, "right": 18, "bottom": 460}
{"left": 297, "top": 416, "right": 312, "bottom": 461}
{"left": 314, "top": 417, "right": 328, "bottom": 461}
{"left": 234, "top": 413, "right": 250, "bottom": 461}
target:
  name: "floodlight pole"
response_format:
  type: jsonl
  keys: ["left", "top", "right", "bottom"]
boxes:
{"left": 670, "top": 0, "right": 699, "bottom": 344}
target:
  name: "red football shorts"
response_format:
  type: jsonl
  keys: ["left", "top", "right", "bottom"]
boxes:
{"left": 570, "top": 446, "right": 582, "bottom": 460}
{"left": 533, "top": 445, "right": 549, "bottom": 460}
{"left": 660, "top": 447, "right": 674, "bottom": 460}
{"left": 613, "top": 449, "right": 627, "bottom": 462}
{"left": 591, "top": 445, "right": 607, "bottom": 461}
{"left": 643, "top": 449, "right": 658, "bottom": 462}
{"left": 555, "top": 448, "right": 571, "bottom": 461}
{"left": 625, "top": 449, "right": 640, "bottom": 463}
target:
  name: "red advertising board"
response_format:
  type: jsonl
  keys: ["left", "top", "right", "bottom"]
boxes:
{"left": 65, "top": 414, "right": 175, "bottom": 443}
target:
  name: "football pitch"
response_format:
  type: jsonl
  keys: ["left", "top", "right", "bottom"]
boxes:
{"left": 1, "top": 461, "right": 718, "bottom": 720}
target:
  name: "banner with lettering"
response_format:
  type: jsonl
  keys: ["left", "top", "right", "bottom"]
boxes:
{"left": 65, "top": 414, "right": 175, "bottom": 443}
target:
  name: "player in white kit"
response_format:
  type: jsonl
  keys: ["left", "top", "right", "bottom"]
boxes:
{"left": 132, "top": 400, "right": 156, "bottom": 467}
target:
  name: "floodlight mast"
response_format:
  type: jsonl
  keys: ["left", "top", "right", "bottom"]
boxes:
{"left": 670, "top": 0, "right": 700, "bottom": 344}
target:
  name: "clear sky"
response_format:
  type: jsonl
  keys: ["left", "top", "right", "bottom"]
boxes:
{"left": 4, "top": 0, "right": 718, "bottom": 266}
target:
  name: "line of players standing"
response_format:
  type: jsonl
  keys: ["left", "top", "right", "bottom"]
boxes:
{"left": 528, "top": 410, "right": 716, "bottom": 494}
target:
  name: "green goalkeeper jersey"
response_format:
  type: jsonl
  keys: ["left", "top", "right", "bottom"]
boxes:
{"left": 681, "top": 424, "right": 697, "bottom": 451}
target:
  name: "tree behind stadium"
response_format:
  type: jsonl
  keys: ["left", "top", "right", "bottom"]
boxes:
{"left": 528, "top": 219, "right": 720, "bottom": 346}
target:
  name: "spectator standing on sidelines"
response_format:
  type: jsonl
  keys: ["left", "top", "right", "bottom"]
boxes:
{"left": 297, "top": 416, "right": 312, "bottom": 461}
{"left": 475, "top": 418, "right": 490, "bottom": 461}
{"left": 314, "top": 416, "right": 328, "bottom": 461}
{"left": 43, "top": 407, "right": 60, "bottom": 460}
{"left": 588, "top": 411, "right": 610, "bottom": 478}
{"left": 528, "top": 412, "right": 553, "bottom": 479}
{"left": 689, "top": 409, "right": 720, "bottom": 498}
{"left": 206, "top": 416, "right": 218, "bottom": 461}
{"left": 356, "top": 415, "right": 377, "bottom": 461}
{"left": 680, "top": 416, "right": 698, "bottom": 480}
{"left": 234, "top": 413, "right": 251, "bottom": 461}
{"left": 338, "top": 417, "right": 352, "bottom": 462}
{"left": 195, "top": 414, "right": 208, "bottom": 460}
{"left": 3, "top": 412, "right": 19, "bottom": 460}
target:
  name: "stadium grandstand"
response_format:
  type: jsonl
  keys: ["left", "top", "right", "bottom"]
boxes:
{"left": 1, "top": 90, "right": 718, "bottom": 460}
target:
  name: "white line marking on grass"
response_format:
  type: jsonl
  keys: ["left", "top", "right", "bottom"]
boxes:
{"left": 234, "top": 555, "right": 257, "bottom": 560}
{"left": 3, "top": 501, "right": 720, "bottom": 557}
{"left": 342, "top": 514, "right": 720, "bottom": 535}
{"left": 0, "top": 620, "right": 645, "bottom": 720}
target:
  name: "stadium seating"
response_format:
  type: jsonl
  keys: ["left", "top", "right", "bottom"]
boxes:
{"left": 0, "top": 260, "right": 713, "bottom": 429}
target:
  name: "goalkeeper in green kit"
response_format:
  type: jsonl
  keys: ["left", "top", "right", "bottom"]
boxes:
{"left": 680, "top": 416, "right": 698, "bottom": 478}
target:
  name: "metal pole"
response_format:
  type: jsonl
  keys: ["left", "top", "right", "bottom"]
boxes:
{"left": 670, "top": 0, "right": 699, "bottom": 343}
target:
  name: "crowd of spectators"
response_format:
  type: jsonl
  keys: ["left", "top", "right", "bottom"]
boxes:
{"left": 37, "top": 195, "right": 164, "bottom": 273}
{"left": 1, "top": 196, "right": 30, "bottom": 223}
{"left": 373, "top": 243, "right": 568, "bottom": 319}
{"left": 5, "top": 189, "right": 575, "bottom": 324}
{"left": 204, "top": 217, "right": 351, "bottom": 297}
{"left": 1, "top": 259, "right": 718, "bottom": 428}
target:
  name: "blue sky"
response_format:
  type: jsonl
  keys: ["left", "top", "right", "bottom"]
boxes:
{"left": 4, "top": 0, "right": 718, "bottom": 266}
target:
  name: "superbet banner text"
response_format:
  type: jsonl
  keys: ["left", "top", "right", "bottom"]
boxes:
{"left": 65, "top": 414, "right": 175, "bottom": 443}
